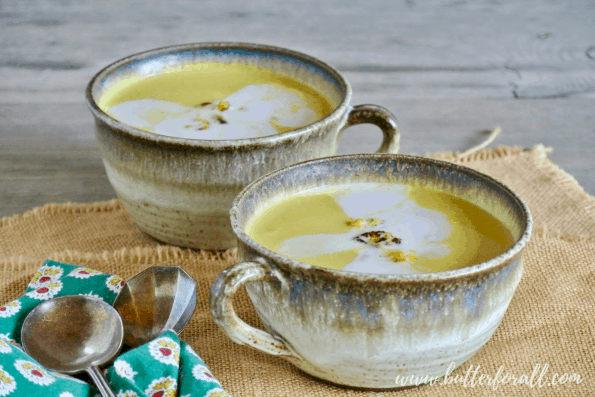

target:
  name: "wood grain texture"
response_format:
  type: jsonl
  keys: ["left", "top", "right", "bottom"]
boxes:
{"left": 1, "top": 0, "right": 594, "bottom": 217}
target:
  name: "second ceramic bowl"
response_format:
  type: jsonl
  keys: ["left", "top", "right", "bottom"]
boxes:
{"left": 210, "top": 154, "right": 532, "bottom": 389}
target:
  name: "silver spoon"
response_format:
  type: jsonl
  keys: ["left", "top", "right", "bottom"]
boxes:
{"left": 21, "top": 295, "right": 123, "bottom": 397}
{"left": 113, "top": 266, "right": 197, "bottom": 348}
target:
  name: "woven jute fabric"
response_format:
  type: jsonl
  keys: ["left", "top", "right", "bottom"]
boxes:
{"left": 1, "top": 145, "right": 594, "bottom": 396}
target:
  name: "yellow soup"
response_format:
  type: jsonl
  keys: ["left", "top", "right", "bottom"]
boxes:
{"left": 99, "top": 62, "right": 335, "bottom": 140}
{"left": 246, "top": 183, "right": 515, "bottom": 274}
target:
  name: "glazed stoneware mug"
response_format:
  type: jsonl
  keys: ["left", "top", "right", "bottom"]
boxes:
{"left": 86, "top": 43, "right": 400, "bottom": 250}
{"left": 210, "top": 154, "right": 532, "bottom": 389}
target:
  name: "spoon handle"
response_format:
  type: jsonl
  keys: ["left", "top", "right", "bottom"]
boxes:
{"left": 86, "top": 366, "right": 116, "bottom": 397}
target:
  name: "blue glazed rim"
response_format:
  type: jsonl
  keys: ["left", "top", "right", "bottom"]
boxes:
{"left": 230, "top": 153, "right": 533, "bottom": 284}
{"left": 86, "top": 42, "right": 351, "bottom": 149}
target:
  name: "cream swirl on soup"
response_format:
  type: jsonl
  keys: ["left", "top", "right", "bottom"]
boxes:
{"left": 106, "top": 84, "right": 319, "bottom": 140}
{"left": 246, "top": 183, "right": 515, "bottom": 275}
{"left": 275, "top": 184, "right": 451, "bottom": 274}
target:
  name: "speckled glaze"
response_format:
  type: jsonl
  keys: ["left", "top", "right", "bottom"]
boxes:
{"left": 86, "top": 43, "right": 400, "bottom": 250}
{"left": 210, "top": 154, "right": 532, "bottom": 389}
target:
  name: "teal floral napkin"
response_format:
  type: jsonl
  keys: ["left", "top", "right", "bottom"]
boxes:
{"left": 105, "top": 330, "right": 229, "bottom": 397}
{"left": 0, "top": 260, "right": 230, "bottom": 397}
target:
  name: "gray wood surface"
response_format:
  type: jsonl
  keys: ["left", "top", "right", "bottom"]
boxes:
{"left": 1, "top": 0, "right": 594, "bottom": 218}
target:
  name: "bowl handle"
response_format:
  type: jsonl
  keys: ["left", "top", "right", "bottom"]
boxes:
{"left": 339, "top": 104, "right": 401, "bottom": 154}
{"left": 209, "top": 261, "right": 293, "bottom": 356}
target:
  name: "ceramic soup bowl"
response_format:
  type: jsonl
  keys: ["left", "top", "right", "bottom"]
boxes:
{"left": 210, "top": 154, "right": 532, "bottom": 389}
{"left": 86, "top": 42, "right": 399, "bottom": 250}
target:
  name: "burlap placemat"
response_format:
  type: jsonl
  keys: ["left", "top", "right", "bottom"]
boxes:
{"left": 1, "top": 145, "right": 594, "bottom": 396}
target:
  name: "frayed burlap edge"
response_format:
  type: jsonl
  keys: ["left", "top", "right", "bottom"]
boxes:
{"left": 430, "top": 144, "right": 595, "bottom": 228}
{"left": 427, "top": 144, "right": 527, "bottom": 163}
{"left": 0, "top": 199, "right": 124, "bottom": 227}
{"left": 0, "top": 246, "right": 238, "bottom": 273}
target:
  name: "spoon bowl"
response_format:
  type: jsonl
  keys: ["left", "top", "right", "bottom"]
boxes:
{"left": 21, "top": 295, "right": 123, "bottom": 397}
{"left": 113, "top": 266, "right": 197, "bottom": 348}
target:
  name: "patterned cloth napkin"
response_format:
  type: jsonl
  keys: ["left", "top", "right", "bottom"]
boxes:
{"left": 0, "top": 260, "right": 230, "bottom": 397}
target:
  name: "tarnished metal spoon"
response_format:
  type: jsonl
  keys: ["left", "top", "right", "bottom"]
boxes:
{"left": 113, "top": 266, "right": 197, "bottom": 348}
{"left": 21, "top": 295, "right": 123, "bottom": 397}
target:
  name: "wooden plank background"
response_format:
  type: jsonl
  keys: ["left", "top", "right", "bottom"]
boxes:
{"left": 1, "top": 0, "right": 594, "bottom": 218}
